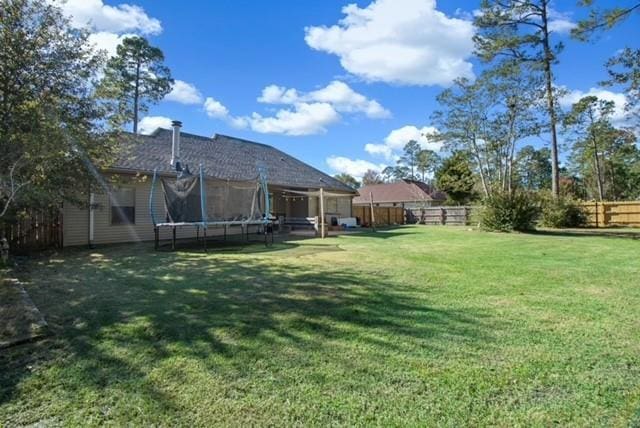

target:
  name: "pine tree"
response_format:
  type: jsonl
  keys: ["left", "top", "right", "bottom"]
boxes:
{"left": 474, "top": 0, "right": 563, "bottom": 197}
{"left": 97, "top": 36, "right": 173, "bottom": 133}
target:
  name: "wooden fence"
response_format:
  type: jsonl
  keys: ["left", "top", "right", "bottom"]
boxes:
{"left": 408, "top": 206, "right": 474, "bottom": 226}
{"left": 581, "top": 201, "right": 640, "bottom": 228}
{"left": 353, "top": 206, "right": 405, "bottom": 227}
{"left": 2, "top": 208, "right": 63, "bottom": 254}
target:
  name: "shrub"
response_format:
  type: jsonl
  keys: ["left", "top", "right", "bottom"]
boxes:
{"left": 539, "top": 194, "right": 587, "bottom": 228}
{"left": 480, "top": 190, "right": 540, "bottom": 232}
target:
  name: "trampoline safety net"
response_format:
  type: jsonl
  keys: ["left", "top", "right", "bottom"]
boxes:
{"left": 204, "top": 179, "right": 264, "bottom": 222}
{"left": 161, "top": 175, "right": 203, "bottom": 223}
{"left": 152, "top": 167, "right": 269, "bottom": 226}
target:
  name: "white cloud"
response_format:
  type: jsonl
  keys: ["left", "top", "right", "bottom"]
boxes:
{"left": 258, "top": 86, "right": 300, "bottom": 104}
{"left": 559, "top": 87, "right": 629, "bottom": 125}
{"left": 87, "top": 31, "right": 135, "bottom": 57}
{"left": 548, "top": 9, "right": 576, "bottom": 34}
{"left": 384, "top": 125, "right": 440, "bottom": 150}
{"left": 307, "top": 81, "right": 390, "bottom": 118}
{"left": 326, "top": 156, "right": 386, "bottom": 180}
{"left": 228, "top": 116, "right": 250, "bottom": 129}
{"left": 364, "top": 143, "right": 395, "bottom": 160}
{"left": 204, "top": 97, "right": 230, "bottom": 119}
{"left": 202, "top": 96, "right": 339, "bottom": 136}
{"left": 365, "top": 125, "right": 441, "bottom": 160}
{"left": 138, "top": 116, "right": 172, "bottom": 135}
{"left": 52, "top": 0, "right": 161, "bottom": 60}
{"left": 203, "top": 80, "right": 388, "bottom": 136}
{"left": 55, "top": 0, "right": 161, "bottom": 35}
{"left": 304, "top": 0, "right": 475, "bottom": 86}
{"left": 165, "top": 80, "right": 203, "bottom": 105}
{"left": 248, "top": 103, "right": 341, "bottom": 136}
{"left": 258, "top": 80, "right": 390, "bottom": 119}
{"left": 548, "top": 18, "right": 576, "bottom": 34}
{"left": 201, "top": 97, "right": 248, "bottom": 129}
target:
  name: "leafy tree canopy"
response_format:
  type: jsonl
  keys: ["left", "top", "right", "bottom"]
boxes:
{"left": 0, "top": 0, "right": 117, "bottom": 218}
{"left": 515, "top": 146, "right": 552, "bottom": 191}
{"left": 435, "top": 151, "right": 477, "bottom": 205}
{"left": 334, "top": 173, "right": 360, "bottom": 189}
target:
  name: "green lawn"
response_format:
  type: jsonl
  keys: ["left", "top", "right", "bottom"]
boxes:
{"left": 1, "top": 226, "right": 640, "bottom": 426}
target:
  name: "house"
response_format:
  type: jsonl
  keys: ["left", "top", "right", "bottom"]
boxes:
{"left": 353, "top": 180, "right": 446, "bottom": 210}
{"left": 63, "top": 121, "right": 356, "bottom": 247}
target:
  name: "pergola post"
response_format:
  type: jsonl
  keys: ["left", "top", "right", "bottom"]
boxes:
{"left": 369, "top": 192, "right": 376, "bottom": 232}
{"left": 319, "top": 187, "right": 325, "bottom": 239}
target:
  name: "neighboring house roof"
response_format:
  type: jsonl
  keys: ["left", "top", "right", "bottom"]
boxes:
{"left": 353, "top": 180, "right": 446, "bottom": 205}
{"left": 111, "top": 128, "right": 355, "bottom": 193}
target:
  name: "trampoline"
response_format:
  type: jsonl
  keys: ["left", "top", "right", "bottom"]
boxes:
{"left": 149, "top": 165, "right": 274, "bottom": 251}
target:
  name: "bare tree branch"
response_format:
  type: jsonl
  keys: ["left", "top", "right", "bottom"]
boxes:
{"left": 0, "top": 156, "right": 31, "bottom": 218}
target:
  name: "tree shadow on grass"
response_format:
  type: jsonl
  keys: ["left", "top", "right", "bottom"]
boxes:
{"left": 1, "top": 242, "right": 499, "bottom": 423}
{"left": 530, "top": 228, "right": 640, "bottom": 241}
{"left": 335, "top": 227, "right": 416, "bottom": 239}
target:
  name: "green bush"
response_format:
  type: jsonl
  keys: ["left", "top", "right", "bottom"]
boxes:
{"left": 480, "top": 190, "right": 540, "bottom": 232}
{"left": 539, "top": 194, "right": 587, "bottom": 228}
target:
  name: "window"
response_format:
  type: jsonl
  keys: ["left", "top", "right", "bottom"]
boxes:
{"left": 111, "top": 187, "right": 135, "bottom": 225}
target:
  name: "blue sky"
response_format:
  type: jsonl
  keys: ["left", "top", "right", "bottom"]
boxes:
{"left": 59, "top": 0, "right": 637, "bottom": 179}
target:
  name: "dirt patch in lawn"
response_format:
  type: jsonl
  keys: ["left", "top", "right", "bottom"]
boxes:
{"left": 0, "top": 279, "right": 48, "bottom": 348}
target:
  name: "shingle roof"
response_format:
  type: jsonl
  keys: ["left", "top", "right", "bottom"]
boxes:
{"left": 112, "top": 129, "right": 355, "bottom": 193}
{"left": 353, "top": 180, "right": 446, "bottom": 204}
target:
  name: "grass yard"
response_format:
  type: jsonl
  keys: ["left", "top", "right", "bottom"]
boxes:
{"left": 1, "top": 226, "right": 639, "bottom": 426}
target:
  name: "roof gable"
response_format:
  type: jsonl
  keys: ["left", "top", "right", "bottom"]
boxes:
{"left": 354, "top": 180, "right": 445, "bottom": 204}
{"left": 112, "top": 129, "right": 355, "bottom": 193}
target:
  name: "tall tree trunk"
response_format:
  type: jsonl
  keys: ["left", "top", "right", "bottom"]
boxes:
{"left": 541, "top": 0, "right": 561, "bottom": 198}
{"left": 608, "top": 159, "right": 616, "bottom": 200}
{"left": 507, "top": 138, "right": 517, "bottom": 193}
{"left": 505, "top": 105, "right": 517, "bottom": 193}
{"left": 471, "top": 136, "right": 491, "bottom": 198}
{"left": 586, "top": 109, "right": 605, "bottom": 201}
{"left": 591, "top": 134, "right": 605, "bottom": 201}
{"left": 132, "top": 60, "right": 141, "bottom": 134}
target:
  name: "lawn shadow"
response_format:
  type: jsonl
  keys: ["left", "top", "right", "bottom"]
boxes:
{"left": 1, "top": 242, "right": 498, "bottom": 421}
{"left": 531, "top": 228, "right": 640, "bottom": 240}
{"left": 335, "top": 227, "right": 416, "bottom": 239}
